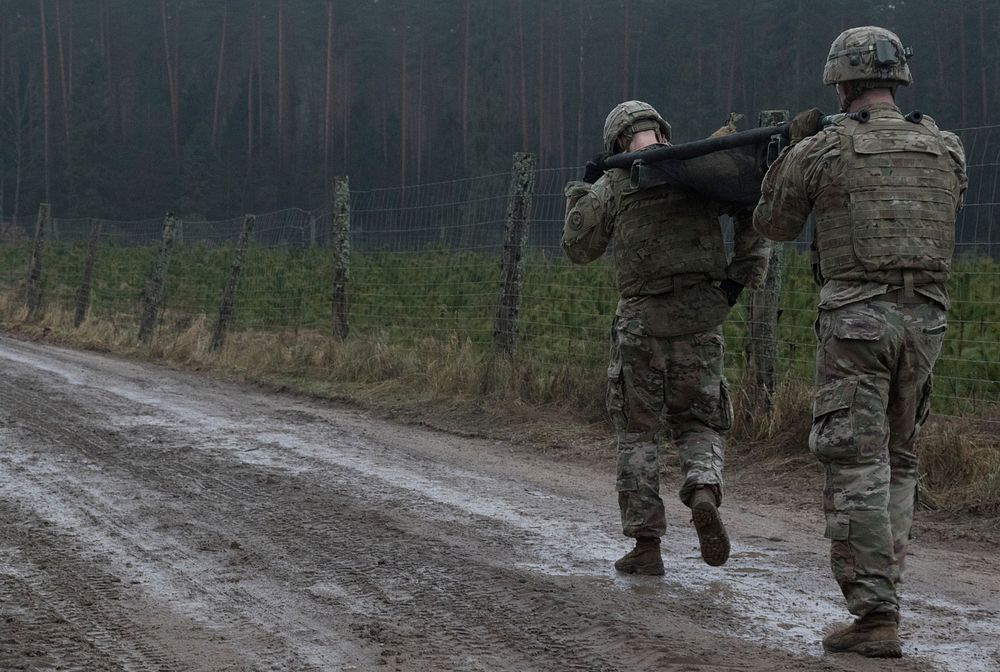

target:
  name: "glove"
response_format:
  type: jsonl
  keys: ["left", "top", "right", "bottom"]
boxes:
{"left": 789, "top": 107, "right": 823, "bottom": 145}
{"left": 719, "top": 278, "right": 745, "bottom": 307}
{"left": 582, "top": 152, "right": 612, "bottom": 184}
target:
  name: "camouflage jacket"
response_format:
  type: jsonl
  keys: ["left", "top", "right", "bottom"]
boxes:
{"left": 753, "top": 103, "right": 967, "bottom": 310}
{"left": 562, "top": 166, "right": 770, "bottom": 337}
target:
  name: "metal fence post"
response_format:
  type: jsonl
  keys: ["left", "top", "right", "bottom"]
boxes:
{"left": 74, "top": 218, "right": 102, "bottom": 327}
{"left": 331, "top": 176, "right": 351, "bottom": 340}
{"left": 745, "top": 110, "right": 789, "bottom": 412}
{"left": 138, "top": 213, "right": 179, "bottom": 342}
{"left": 211, "top": 214, "right": 256, "bottom": 351}
{"left": 25, "top": 202, "right": 50, "bottom": 321}
{"left": 493, "top": 152, "right": 536, "bottom": 358}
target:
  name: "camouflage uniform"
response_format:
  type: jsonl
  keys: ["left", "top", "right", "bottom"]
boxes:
{"left": 753, "top": 103, "right": 967, "bottom": 619}
{"left": 562, "top": 108, "right": 770, "bottom": 543}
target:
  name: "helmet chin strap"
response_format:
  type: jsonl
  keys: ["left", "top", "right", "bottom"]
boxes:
{"left": 840, "top": 85, "right": 862, "bottom": 113}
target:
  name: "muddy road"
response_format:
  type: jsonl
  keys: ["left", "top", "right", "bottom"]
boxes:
{"left": 0, "top": 337, "right": 996, "bottom": 671}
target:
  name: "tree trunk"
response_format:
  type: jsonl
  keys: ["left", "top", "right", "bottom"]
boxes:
{"left": 160, "top": 0, "right": 179, "bottom": 163}
{"left": 980, "top": 0, "right": 988, "bottom": 125}
{"left": 97, "top": 0, "right": 119, "bottom": 141}
{"left": 416, "top": 31, "right": 425, "bottom": 184}
{"left": 622, "top": 0, "right": 630, "bottom": 100}
{"left": 0, "top": 12, "right": 6, "bottom": 96}
{"left": 518, "top": 1, "right": 528, "bottom": 150}
{"left": 246, "top": 53, "right": 254, "bottom": 173}
{"left": 960, "top": 7, "right": 967, "bottom": 128}
{"left": 461, "top": 0, "right": 470, "bottom": 170}
{"left": 575, "top": 5, "right": 591, "bottom": 164}
{"left": 631, "top": 30, "right": 641, "bottom": 94}
{"left": 556, "top": 0, "right": 564, "bottom": 167}
{"left": 724, "top": 37, "right": 738, "bottom": 114}
{"left": 255, "top": 11, "right": 264, "bottom": 148}
{"left": 341, "top": 55, "right": 350, "bottom": 168}
{"left": 39, "top": 0, "right": 51, "bottom": 203}
{"left": 323, "top": 0, "right": 334, "bottom": 188}
{"left": 537, "top": 5, "right": 545, "bottom": 163}
{"left": 935, "top": 8, "right": 946, "bottom": 96}
{"left": 66, "top": 0, "right": 73, "bottom": 97}
{"left": 277, "top": 0, "right": 289, "bottom": 173}
{"left": 212, "top": 0, "right": 228, "bottom": 148}
{"left": 54, "top": 0, "right": 70, "bottom": 154}
{"left": 399, "top": 33, "right": 407, "bottom": 188}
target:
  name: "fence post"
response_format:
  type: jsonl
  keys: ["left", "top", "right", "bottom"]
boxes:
{"left": 745, "top": 109, "right": 789, "bottom": 412}
{"left": 330, "top": 176, "right": 351, "bottom": 340}
{"left": 492, "top": 151, "right": 536, "bottom": 358}
{"left": 309, "top": 213, "right": 317, "bottom": 248}
{"left": 138, "top": 213, "right": 179, "bottom": 342}
{"left": 211, "top": 214, "right": 256, "bottom": 351}
{"left": 25, "top": 202, "right": 50, "bottom": 321}
{"left": 74, "top": 218, "right": 102, "bottom": 327}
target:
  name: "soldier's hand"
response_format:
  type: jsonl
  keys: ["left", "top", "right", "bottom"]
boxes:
{"left": 583, "top": 152, "right": 612, "bottom": 184}
{"left": 719, "top": 278, "right": 745, "bottom": 307}
{"left": 789, "top": 107, "right": 823, "bottom": 144}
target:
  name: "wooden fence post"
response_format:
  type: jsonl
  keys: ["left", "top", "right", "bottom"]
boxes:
{"left": 211, "top": 214, "right": 256, "bottom": 351}
{"left": 330, "top": 176, "right": 351, "bottom": 340}
{"left": 74, "top": 218, "right": 102, "bottom": 327}
{"left": 25, "top": 203, "right": 50, "bottom": 321}
{"left": 138, "top": 213, "right": 179, "bottom": 342}
{"left": 745, "top": 110, "right": 789, "bottom": 412}
{"left": 492, "top": 152, "right": 536, "bottom": 358}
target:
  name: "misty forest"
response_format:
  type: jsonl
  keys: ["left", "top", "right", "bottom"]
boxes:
{"left": 1, "top": 0, "right": 998, "bottom": 222}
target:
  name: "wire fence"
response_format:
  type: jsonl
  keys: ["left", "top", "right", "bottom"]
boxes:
{"left": 0, "top": 123, "right": 997, "bottom": 420}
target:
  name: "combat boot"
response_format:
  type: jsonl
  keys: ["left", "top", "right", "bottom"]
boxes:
{"left": 690, "top": 487, "right": 730, "bottom": 567}
{"left": 614, "top": 537, "right": 664, "bottom": 576}
{"left": 822, "top": 611, "right": 902, "bottom": 658}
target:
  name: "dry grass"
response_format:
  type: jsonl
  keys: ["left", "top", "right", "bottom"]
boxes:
{"left": 730, "top": 375, "right": 813, "bottom": 451}
{"left": 4, "top": 296, "right": 998, "bottom": 515}
{"left": 730, "top": 374, "right": 1000, "bottom": 515}
{"left": 918, "top": 415, "right": 1000, "bottom": 514}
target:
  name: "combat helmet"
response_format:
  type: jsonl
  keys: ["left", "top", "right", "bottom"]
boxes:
{"left": 603, "top": 100, "right": 671, "bottom": 153}
{"left": 823, "top": 26, "right": 912, "bottom": 87}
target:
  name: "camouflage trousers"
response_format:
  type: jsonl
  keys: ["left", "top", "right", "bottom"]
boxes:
{"left": 607, "top": 318, "right": 733, "bottom": 539}
{"left": 811, "top": 298, "right": 946, "bottom": 618}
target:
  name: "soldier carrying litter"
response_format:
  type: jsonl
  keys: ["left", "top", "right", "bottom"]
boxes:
{"left": 753, "top": 26, "right": 968, "bottom": 658}
{"left": 561, "top": 101, "right": 771, "bottom": 574}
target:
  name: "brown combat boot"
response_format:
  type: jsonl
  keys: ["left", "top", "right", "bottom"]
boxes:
{"left": 690, "top": 487, "right": 730, "bottom": 567}
{"left": 614, "top": 537, "right": 664, "bottom": 576}
{"left": 822, "top": 611, "right": 902, "bottom": 658}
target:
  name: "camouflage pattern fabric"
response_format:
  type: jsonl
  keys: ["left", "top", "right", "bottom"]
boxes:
{"left": 754, "top": 100, "right": 966, "bottom": 620}
{"left": 564, "top": 113, "right": 769, "bottom": 541}
{"left": 607, "top": 319, "right": 732, "bottom": 538}
{"left": 822, "top": 26, "right": 912, "bottom": 87}
{"left": 753, "top": 103, "right": 967, "bottom": 312}
{"left": 812, "top": 298, "right": 944, "bottom": 617}
{"left": 563, "top": 172, "right": 770, "bottom": 338}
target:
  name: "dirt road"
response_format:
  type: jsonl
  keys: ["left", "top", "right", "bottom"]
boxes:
{"left": 0, "top": 337, "right": 996, "bottom": 671}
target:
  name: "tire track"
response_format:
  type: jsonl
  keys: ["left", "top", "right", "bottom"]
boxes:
{"left": 1, "top": 337, "right": 994, "bottom": 672}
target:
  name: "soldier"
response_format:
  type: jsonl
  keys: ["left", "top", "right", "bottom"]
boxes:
{"left": 753, "top": 27, "right": 967, "bottom": 657}
{"left": 562, "top": 100, "right": 770, "bottom": 574}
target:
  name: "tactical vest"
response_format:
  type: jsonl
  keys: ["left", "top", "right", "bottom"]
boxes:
{"left": 609, "top": 172, "right": 727, "bottom": 297}
{"left": 814, "top": 114, "right": 960, "bottom": 285}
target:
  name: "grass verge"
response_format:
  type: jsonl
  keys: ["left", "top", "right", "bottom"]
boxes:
{"left": 2, "top": 295, "right": 997, "bottom": 517}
